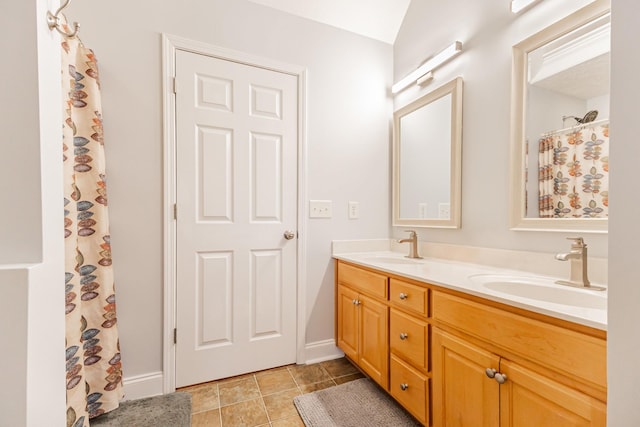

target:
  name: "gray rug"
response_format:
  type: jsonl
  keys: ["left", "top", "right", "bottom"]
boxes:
{"left": 90, "top": 392, "right": 191, "bottom": 427}
{"left": 293, "top": 378, "right": 421, "bottom": 426}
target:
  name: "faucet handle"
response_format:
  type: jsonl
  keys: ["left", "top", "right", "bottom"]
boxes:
{"left": 404, "top": 230, "right": 417, "bottom": 238}
{"left": 566, "top": 237, "right": 586, "bottom": 248}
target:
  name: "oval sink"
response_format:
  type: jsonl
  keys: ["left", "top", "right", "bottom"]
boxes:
{"left": 468, "top": 274, "right": 606, "bottom": 310}
{"left": 362, "top": 256, "right": 421, "bottom": 265}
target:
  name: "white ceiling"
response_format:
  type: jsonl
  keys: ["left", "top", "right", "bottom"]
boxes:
{"left": 247, "top": 0, "right": 412, "bottom": 44}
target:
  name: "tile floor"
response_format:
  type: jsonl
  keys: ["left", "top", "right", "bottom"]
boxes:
{"left": 178, "top": 358, "right": 365, "bottom": 427}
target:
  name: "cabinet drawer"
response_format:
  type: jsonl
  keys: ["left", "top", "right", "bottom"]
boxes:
{"left": 390, "top": 355, "right": 429, "bottom": 425}
{"left": 390, "top": 309, "right": 428, "bottom": 371}
{"left": 390, "top": 279, "right": 428, "bottom": 316}
{"left": 432, "top": 291, "right": 606, "bottom": 390}
{"left": 337, "top": 262, "right": 388, "bottom": 300}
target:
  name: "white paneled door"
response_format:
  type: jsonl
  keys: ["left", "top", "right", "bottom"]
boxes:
{"left": 174, "top": 50, "right": 299, "bottom": 387}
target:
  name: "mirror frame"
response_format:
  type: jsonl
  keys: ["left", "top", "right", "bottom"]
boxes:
{"left": 393, "top": 77, "right": 463, "bottom": 228}
{"left": 509, "top": 0, "right": 610, "bottom": 233}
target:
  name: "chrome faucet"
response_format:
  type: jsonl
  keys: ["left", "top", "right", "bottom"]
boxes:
{"left": 554, "top": 237, "right": 603, "bottom": 290}
{"left": 398, "top": 230, "right": 422, "bottom": 259}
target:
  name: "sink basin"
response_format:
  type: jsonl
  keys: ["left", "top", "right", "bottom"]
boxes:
{"left": 468, "top": 274, "right": 606, "bottom": 309}
{"left": 362, "top": 256, "right": 421, "bottom": 265}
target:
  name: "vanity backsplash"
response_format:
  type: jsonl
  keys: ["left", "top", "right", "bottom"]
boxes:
{"left": 332, "top": 239, "right": 607, "bottom": 287}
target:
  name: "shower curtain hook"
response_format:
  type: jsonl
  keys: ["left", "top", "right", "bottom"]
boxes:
{"left": 47, "top": 0, "right": 80, "bottom": 38}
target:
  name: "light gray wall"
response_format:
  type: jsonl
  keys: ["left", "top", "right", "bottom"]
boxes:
{"left": 0, "top": 1, "right": 42, "bottom": 263}
{"left": 66, "top": 0, "right": 392, "bottom": 378}
{"left": 0, "top": 1, "right": 65, "bottom": 425}
{"left": 392, "top": 0, "right": 608, "bottom": 257}
{"left": 608, "top": 1, "right": 640, "bottom": 423}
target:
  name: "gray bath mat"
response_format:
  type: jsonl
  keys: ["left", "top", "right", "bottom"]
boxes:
{"left": 293, "top": 378, "right": 421, "bottom": 426}
{"left": 90, "top": 392, "right": 191, "bottom": 427}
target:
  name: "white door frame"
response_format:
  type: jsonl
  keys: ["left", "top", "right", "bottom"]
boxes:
{"left": 161, "top": 33, "right": 307, "bottom": 392}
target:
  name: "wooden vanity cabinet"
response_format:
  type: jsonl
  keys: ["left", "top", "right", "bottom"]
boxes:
{"left": 336, "top": 263, "right": 389, "bottom": 389}
{"left": 432, "top": 290, "right": 607, "bottom": 427}
{"left": 335, "top": 260, "right": 607, "bottom": 427}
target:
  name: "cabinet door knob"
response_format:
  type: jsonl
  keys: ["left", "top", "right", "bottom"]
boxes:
{"left": 400, "top": 383, "right": 409, "bottom": 391}
{"left": 485, "top": 368, "right": 496, "bottom": 379}
{"left": 399, "top": 333, "right": 408, "bottom": 340}
{"left": 354, "top": 299, "right": 361, "bottom": 306}
{"left": 399, "top": 293, "right": 408, "bottom": 300}
{"left": 495, "top": 373, "right": 507, "bottom": 384}
{"left": 352, "top": 299, "right": 357, "bottom": 305}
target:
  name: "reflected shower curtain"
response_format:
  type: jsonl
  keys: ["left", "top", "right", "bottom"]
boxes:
{"left": 63, "top": 36, "right": 123, "bottom": 426}
{"left": 538, "top": 121, "right": 609, "bottom": 218}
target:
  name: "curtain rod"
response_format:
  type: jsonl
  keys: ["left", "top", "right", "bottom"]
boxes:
{"left": 541, "top": 118, "right": 609, "bottom": 138}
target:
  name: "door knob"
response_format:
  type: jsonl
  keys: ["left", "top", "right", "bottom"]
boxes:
{"left": 495, "top": 373, "right": 507, "bottom": 384}
{"left": 283, "top": 230, "right": 296, "bottom": 240}
{"left": 399, "top": 293, "right": 408, "bottom": 300}
{"left": 485, "top": 368, "right": 496, "bottom": 379}
{"left": 399, "top": 333, "right": 408, "bottom": 340}
{"left": 400, "top": 383, "right": 409, "bottom": 391}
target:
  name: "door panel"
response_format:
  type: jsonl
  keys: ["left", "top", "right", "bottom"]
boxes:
{"left": 432, "top": 328, "right": 500, "bottom": 427}
{"left": 337, "top": 285, "right": 359, "bottom": 361}
{"left": 359, "top": 294, "right": 389, "bottom": 389}
{"left": 500, "top": 360, "right": 606, "bottom": 427}
{"left": 175, "top": 50, "right": 298, "bottom": 387}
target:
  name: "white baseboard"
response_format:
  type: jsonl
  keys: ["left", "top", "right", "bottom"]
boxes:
{"left": 304, "top": 339, "right": 344, "bottom": 365}
{"left": 124, "top": 341, "right": 341, "bottom": 399}
{"left": 122, "top": 371, "right": 164, "bottom": 401}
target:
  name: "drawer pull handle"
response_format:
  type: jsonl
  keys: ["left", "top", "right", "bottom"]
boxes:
{"left": 495, "top": 373, "right": 508, "bottom": 384}
{"left": 400, "top": 383, "right": 409, "bottom": 391}
{"left": 399, "top": 333, "right": 408, "bottom": 340}
{"left": 485, "top": 368, "right": 496, "bottom": 379}
{"left": 399, "top": 293, "right": 408, "bottom": 300}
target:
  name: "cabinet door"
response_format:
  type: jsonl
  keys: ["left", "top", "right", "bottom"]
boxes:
{"left": 500, "top": 359, "right": 606, "bottom": 427}
{"left": 432, "top": 328, "right": 500, "bottom": 427}
{"left": 359, "top": 293, "right": 389, "bottom": 389}
{"left": 336, "top": 285, "right": 359, "bottom": 361}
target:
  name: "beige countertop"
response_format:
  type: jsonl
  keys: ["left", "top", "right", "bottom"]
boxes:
{"left": 333, "top": 250, "right": 607, "bottom": 331}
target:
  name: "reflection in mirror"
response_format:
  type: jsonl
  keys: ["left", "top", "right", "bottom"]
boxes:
{"left": 510, "top": 0, "right": 610, "bottom": 232}
{"left": 393, "top": 77, "right": 463, "bottom": 228}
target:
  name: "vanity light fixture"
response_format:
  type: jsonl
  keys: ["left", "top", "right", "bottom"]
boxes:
{"left": 391, "top": 41, "right": 462, "bottom": 94}
{"left": 511, "top": 0, "right": 542, "bottom": 13}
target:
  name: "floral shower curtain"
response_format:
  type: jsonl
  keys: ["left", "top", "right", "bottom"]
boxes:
{"left": 62, "top": 36, "right": 123, "bottom": 426}
{"left": 538, "top": 120, "right": 609, "bottom": 218}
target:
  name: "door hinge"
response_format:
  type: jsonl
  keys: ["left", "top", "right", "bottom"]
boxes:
{"left": 173, "top": 203, "right": 177, "bottom": 220}
{"left": 173, "top": 328, "right": 177, "bottom": 344}
{"left": 172, "top": 77, "right": 177, "bottom": 94}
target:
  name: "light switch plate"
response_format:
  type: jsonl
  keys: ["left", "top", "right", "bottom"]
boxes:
{"left": 309, "top": 200, "right": 332, "bottom": 218}
{"left": 418, "top": 203, "right": 428, "bottom": 218}
{"left": 348, "top": 201, "right": 359, "bottom": 219}
{"left": 438, "top": 203, "right": 450, "bottom": 219}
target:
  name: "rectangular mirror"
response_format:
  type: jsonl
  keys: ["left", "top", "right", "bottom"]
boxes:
{"left": 510, "top": 0, "right": 610, "bottom": 233}
{"left": 393, "top": 77, "right": 463, "bottom": 228}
